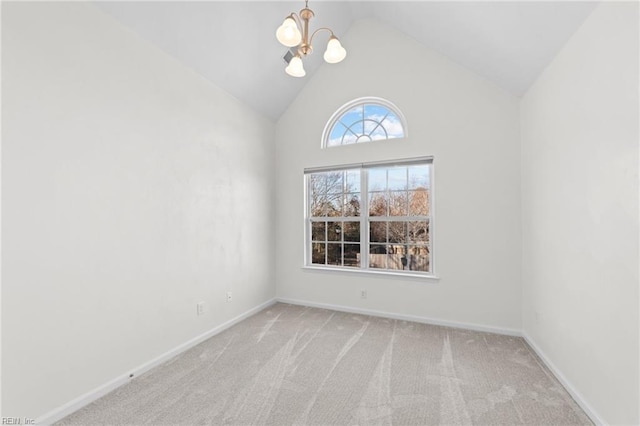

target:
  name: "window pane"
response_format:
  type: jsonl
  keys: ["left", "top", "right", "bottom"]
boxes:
{"left": 387, "top": 167, "right": 407, "bottom": 191}
{"left": 408, "top": 245, "right": 429, "bottom": 272}
{"left": 340, "top": 107, "right": 361, "bottom": 129}
{"left": 382, "top": 112, "right": 404, "bottom": 139}
{"left": 364, "top": 103, "right": 387, "bottom": 118}
{"left": 343, "top": 222, "right": 360, "bottom": 242}
{"left": 385, "top": 245, "right": 405, "bottom": 271}
{"left": 311, "top": 243, "right": 325, "bottom": 265}
{"left": 342, "top": 132, "right": 357, "bottom": 145}
{"left": 344, "top": 193, "right": 361, "bottom": 217}
{"left": 326, "top": 193, "right": 343, "bottom": 217}
{"left": 369, "top": 222, "right": 386, "bottom": 243}
{"left": 408, "top": 189, "right": 429, "bottom": 216}
{"left": 326, "top": 172, "right": 344, "bottom": 194}
{"left": 309, "top": 173, "right": 327, "bottom": 217}
{"left": 389, "top": 191, "right": 408, "bottom": 216}
{"left": 327, "top": 243, "right": 342, "bottom": 266}
{"left": 408, "top": 165, "right": 429, "bottom": 190}
{"left": 408, "top": 221, "right": 428, "bottom": 243}
{"left": 310, "top": 193, "right": 327, "bottom": 217}
{"left": 309, "top": 173, "right": 326, "bottom": 194}
{"left": 369, "top": 192, "right": 387, "bottom": 216}
{"left": 370, "top": 126, "right": 388, "bottom": 140}
{"left": 368, "top": 168, "right": 386, "bottom": 191}
{"left": 344, "top": 244, "right": 360, "bottom": 267}
{"left": 388, "top": 222, "right": 407, "bottom": 244}
{"left": 364, "top": 119, "right": 378, "bottom": 135}
{"left": 327, "top": 222, "right": 342, "bottom": 241}
{"left": 328, "top": 122, "right": 347, "bottom": 147}
{"left": 369, "top": 244, "right": 387, "bottom": 269}
{"left": 312, "top": 222, "right": 326, "bottom": 241}
{"left": 345, "top": 170, "right": 361, "bottom": 193}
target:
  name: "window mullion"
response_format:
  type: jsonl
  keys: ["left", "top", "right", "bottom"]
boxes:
{"left": 305, "top": 175, "right": 310, "bottom": 266}
{"left": 361, "top": 168, "right": 369, "bottom": 270}
{"left": 305, "top": 159, "right": 432, "bottom": 275}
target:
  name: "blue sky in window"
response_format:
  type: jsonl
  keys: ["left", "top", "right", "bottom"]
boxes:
{"left": 408, "top": 165, "right": 430, "bottom": 189}
{"left": 388, "top": 168, "right": 406, "bottom": 190}
{"left": 341, "top": 106, "right": 362, "bottom": 128}
{"left": 369, "top": 168, "right": 387, "bottom": 191}
{"left": 327, "top": 103, "right": 405, "bottom": 147}
{"left": 368, "top": 166, "right": 430, "bottom": 192}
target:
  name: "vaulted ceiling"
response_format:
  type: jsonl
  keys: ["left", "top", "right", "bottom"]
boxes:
{"left": 95, "top": 1, "right": 598, "bottom": 121}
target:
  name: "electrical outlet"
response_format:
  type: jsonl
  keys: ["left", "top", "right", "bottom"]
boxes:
{"left": 226, "top": 291, "right": 233, "bottom": 302}
{"left": 360, "top": 289, "right": 367, "bottom": 299}
{"left": 196, "top": 302, "right": 205, "bottom": 316}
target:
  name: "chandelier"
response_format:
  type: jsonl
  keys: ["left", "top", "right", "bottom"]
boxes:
{"left": 275, "top": 0, "right": 347, "bottom": 77}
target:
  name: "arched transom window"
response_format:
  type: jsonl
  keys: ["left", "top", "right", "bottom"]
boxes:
{"left": 323, "top": 97, "right": 407, "bottom": 148}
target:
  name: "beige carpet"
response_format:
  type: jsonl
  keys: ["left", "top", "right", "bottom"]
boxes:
{"left": 58, "top": 303, "right": 592, "bottom": 425}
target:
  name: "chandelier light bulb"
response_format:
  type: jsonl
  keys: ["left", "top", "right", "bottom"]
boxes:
{"left": 276, "top": 2, "right": 345, "bottom": 77}
{"left": 276, "top": 17, "right": 302, "bottom": 47}
{"left": 323, "top": 36, "right": 347, "bottom": 64}
{"left": 285, "top": 55, "right": 306, "bottom": 77}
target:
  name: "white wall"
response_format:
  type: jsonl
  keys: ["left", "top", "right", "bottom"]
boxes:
{"left": 2, "top": 2, "right": 275, "bottom": 419}
{"left": 5, "top": 1, "right": 635, "bottom": 423}
{"left": 521, "top": 2, "right": 639, "bottom": 425}
{"left": 275, "top": 19, "right": 522, "bottom": 332}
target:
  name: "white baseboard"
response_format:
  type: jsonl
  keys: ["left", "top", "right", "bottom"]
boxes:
{"left": 276, "top": 297, "right": 522, "bottom": 337}
{"left": 522, "top": 331, "right": 604, "bottom": 426}
{"left": 34, "top": 297, "right": 602, "bottom": 426}
{"left": 35, "top": 298, "right": 277, "bottom": 425}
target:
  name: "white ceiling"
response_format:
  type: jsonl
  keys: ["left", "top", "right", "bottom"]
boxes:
{"left": 95, "top": 1, "right": 598, "bottom": 121}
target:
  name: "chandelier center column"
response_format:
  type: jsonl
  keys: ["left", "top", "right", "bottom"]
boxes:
{"left": 299, "top": 7, "right": 314, "bottom": 56}
{"left": 275, "top": 0, "right": 347, "bottom": 78}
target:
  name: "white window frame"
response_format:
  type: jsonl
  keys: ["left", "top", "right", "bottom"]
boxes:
{"left": 321, "top": 97, "right": 408, "bottom": 148}
{"left": 303, "top": 157, "right": 437, "bottom": 280}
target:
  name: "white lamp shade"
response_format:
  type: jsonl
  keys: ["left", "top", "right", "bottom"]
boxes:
{"left": 285, "top": 55, "right": 306, "bottom": 77}
{"left": 323, "top": 37, "right": 346, "bottom": 64}
{"left": 276, "top": 17, "right": 302, "bottom": 47}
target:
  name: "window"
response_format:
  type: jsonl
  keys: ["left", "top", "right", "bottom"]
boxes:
{"left": 305, "top": 158, "right": 433, "bottom": 276}
{"left": 322, "top": 97, "right": 407, "bottom": 148}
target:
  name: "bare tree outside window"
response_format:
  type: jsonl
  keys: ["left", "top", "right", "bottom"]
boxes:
{"left": 367, "top": 165, "right": 430, "bottom": 272}
{"left": 309, "top": 170, "right": 361, "bottom": 267}
{"left": 306, "top": 161, "right": 432, "bottom": 275}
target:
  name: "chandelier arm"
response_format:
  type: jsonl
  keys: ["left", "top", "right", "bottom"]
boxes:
{"left": 309, "top": 27, "right": 335, "bottom": 45}
{"left": 288, "top": 13, "right": 303, "bottom": 31}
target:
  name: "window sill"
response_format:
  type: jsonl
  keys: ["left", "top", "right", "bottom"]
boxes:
{"left": 302, "top": 265, "right": 440, "bottom": 281}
